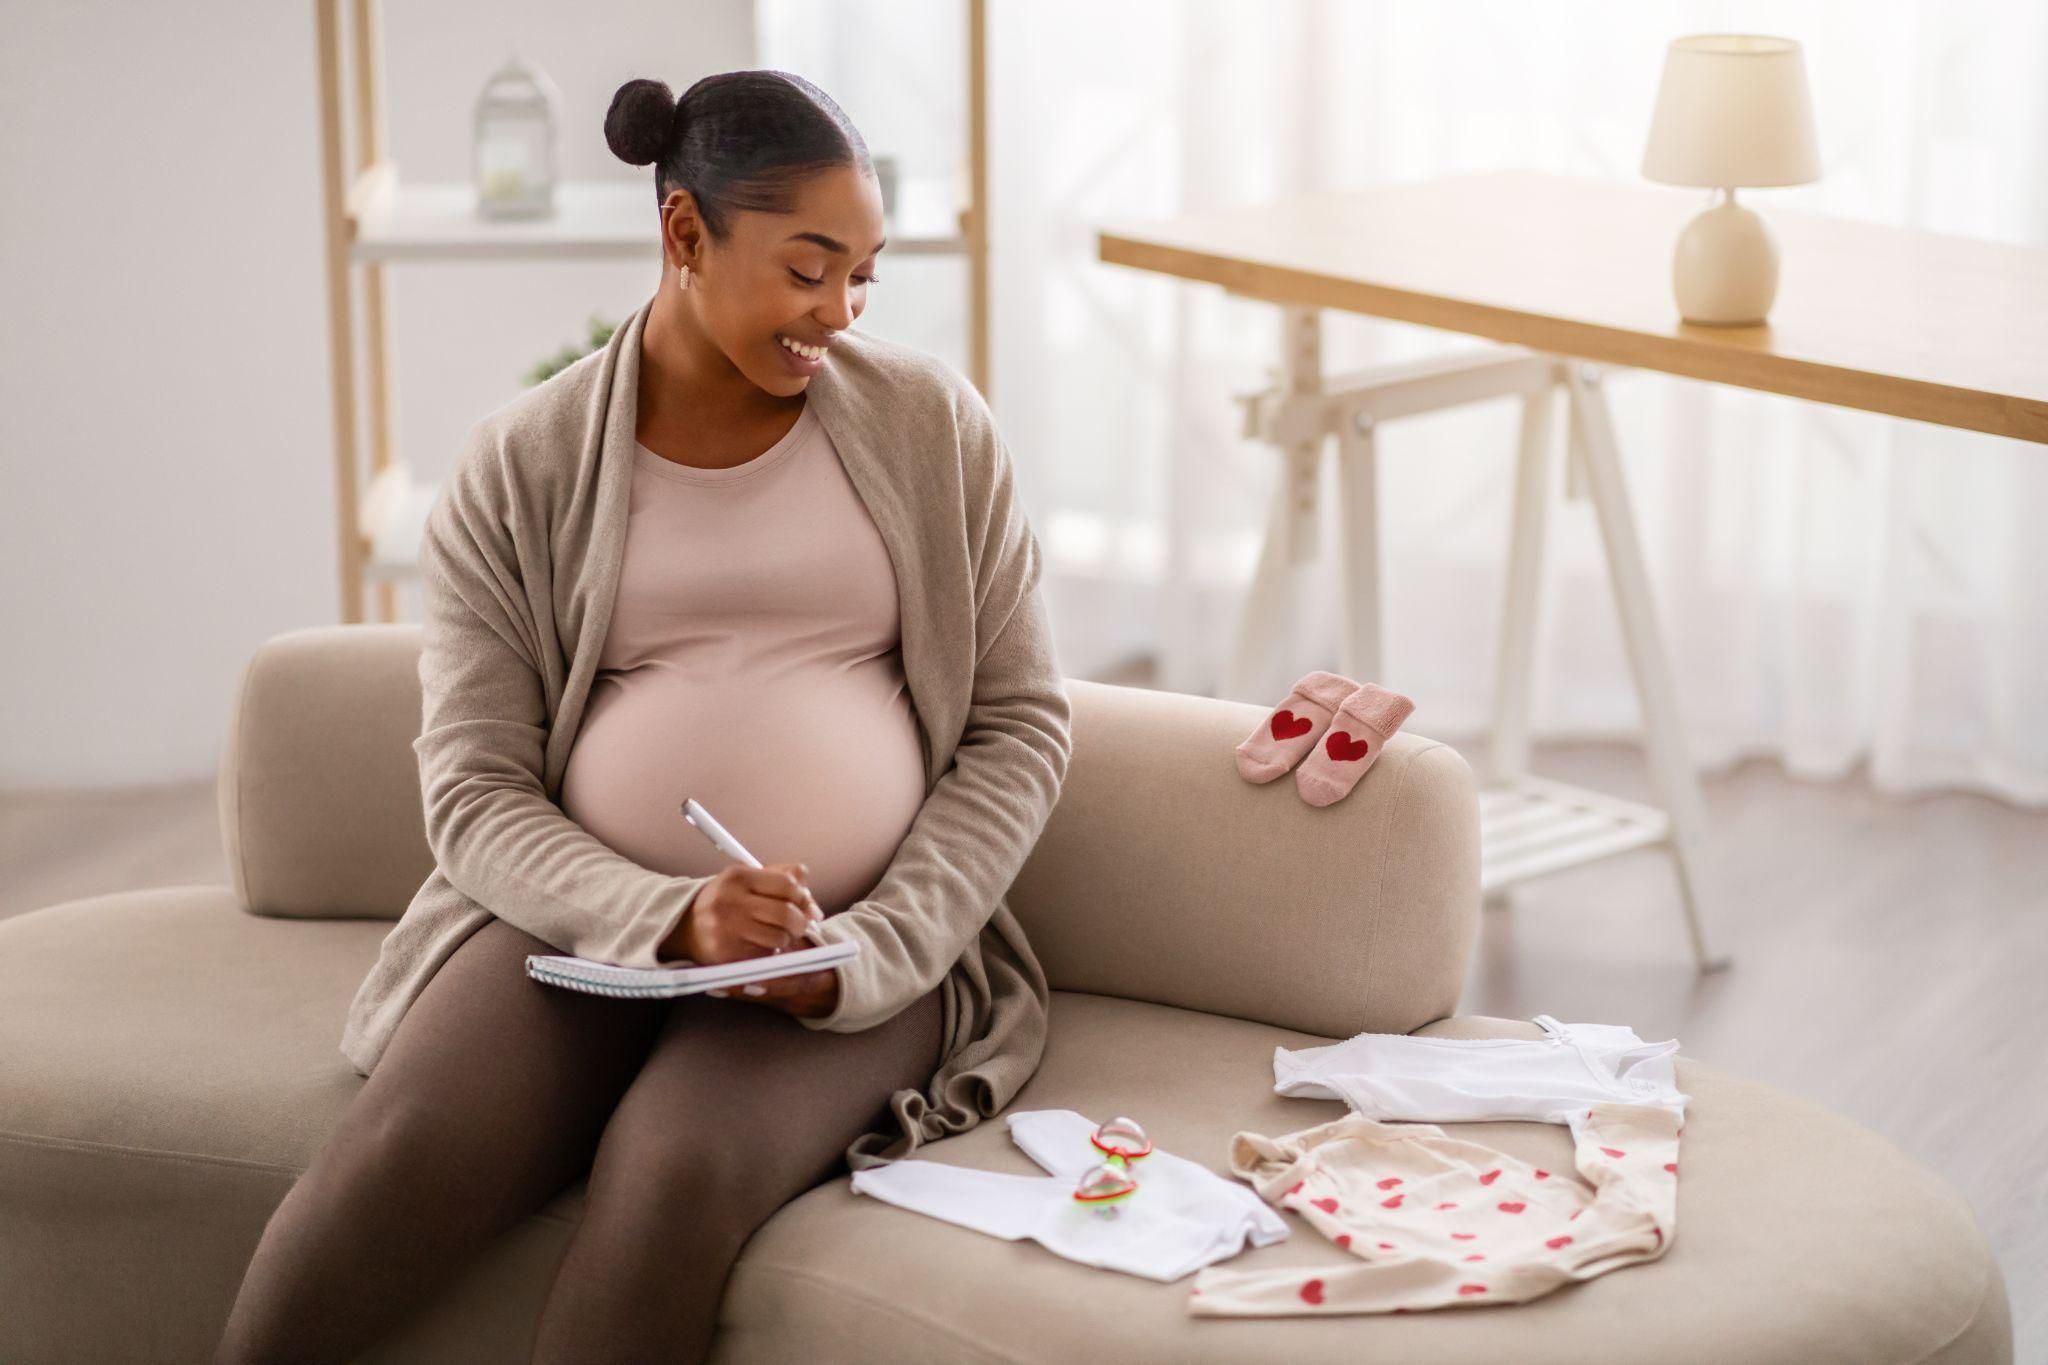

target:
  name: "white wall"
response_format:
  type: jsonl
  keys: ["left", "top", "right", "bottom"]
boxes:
{"left": 0, "top": 1, "right": 758, "bottom": 787}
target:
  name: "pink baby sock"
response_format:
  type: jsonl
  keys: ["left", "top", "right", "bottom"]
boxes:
{"left": 1236, "top": 670, "right": 1363, "bottom": 784}
{"left": 1293, "top": 683, "right": 1416, "bottom": 807}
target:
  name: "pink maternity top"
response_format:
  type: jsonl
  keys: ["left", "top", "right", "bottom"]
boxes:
{"left": 557, "top": 399, "right": 927, "bottom": 919}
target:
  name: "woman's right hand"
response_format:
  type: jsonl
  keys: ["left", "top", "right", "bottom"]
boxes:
{"left": 663, "top": 862, "right": 821, "bottom": 965}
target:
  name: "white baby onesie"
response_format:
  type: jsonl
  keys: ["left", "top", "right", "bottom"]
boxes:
{"left": 1273, "top": 1013, "right": 1689, "bottom": 1132}
{"left": 848, "top": 1108, "right": 1290, "bottom": 1281}
{"left": 1190, "top": 1016, "right": 1688, "bottom": 1317}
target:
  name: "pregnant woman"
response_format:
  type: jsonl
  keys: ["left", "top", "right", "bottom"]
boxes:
{"left": 216, "top": 69, "right": 1071, "bottom": 1365}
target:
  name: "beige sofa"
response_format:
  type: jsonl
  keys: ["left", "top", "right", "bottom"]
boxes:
{"left": 0, "top": 624, "right": 2011, "bottom": 1364}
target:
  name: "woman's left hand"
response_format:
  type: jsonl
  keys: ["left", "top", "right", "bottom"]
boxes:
{"left": 710, "top": 966, "right": 841, "bottom": 1019}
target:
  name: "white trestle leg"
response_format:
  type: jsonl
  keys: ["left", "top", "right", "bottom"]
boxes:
{"left": 1224, "top": 318, "right": 1731, "bottom": 973}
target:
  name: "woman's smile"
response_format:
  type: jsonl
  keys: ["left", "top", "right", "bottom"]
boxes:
{"left": 775, "top": 332, "right": 828, "bottom": 374}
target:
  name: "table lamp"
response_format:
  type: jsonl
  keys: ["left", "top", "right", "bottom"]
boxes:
{"left": 1641, "top": 34, "right": 1820, "bottom": 326}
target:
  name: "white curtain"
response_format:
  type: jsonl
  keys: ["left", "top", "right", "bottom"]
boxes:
{"left": 761, "top": 0, "right": 2048, "bottom": 808}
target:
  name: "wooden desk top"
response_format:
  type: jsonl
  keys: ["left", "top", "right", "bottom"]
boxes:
{"left": 1097, "top": 169, "right": 2048, "bottom": 444}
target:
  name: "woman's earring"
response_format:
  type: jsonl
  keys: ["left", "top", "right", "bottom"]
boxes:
{"left": 677, "top": 264, "right": 693, "bottom": 291}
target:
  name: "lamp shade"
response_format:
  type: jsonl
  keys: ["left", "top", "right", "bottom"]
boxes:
{"left": 1642, "top": 34, "right": 1820, "bottom": 188}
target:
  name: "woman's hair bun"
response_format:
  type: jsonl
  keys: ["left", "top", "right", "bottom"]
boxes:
{"left": 604, "top": 78, "right": 678, "bottom": 167}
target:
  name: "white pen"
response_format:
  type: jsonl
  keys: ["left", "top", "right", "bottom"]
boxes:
{"left": 680, "top": 797, "right": 826, "bottom": 948}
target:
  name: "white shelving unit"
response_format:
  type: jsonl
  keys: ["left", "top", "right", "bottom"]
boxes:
{"left": 316, "top": 0, "right": 992, "bottom": 623}
{"left": 346, "top": 167, "right": 972, "bottom": 265}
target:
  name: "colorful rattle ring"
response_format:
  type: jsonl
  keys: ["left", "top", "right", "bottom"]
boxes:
{"left": 1090, "top": 1115, "right": 1154, "bottom": 1164}
{"left": 1073, "top": 1116, "right": 1152, "bottom": 1217}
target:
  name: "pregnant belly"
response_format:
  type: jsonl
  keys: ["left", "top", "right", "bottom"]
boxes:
{"left": 557, "top": 668, "right": 926, "bottom": 915}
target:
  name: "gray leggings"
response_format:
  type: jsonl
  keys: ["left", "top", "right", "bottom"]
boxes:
{"left": 214, "top": 915, "right": 944, "bottom": 1365}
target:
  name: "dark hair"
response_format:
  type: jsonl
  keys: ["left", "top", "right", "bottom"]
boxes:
{"left": 604, "top": 69, "right": 872, "bottom": 241}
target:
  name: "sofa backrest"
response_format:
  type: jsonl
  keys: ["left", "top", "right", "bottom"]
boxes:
{"left": 219, "top": 624, "right": 434, "bottom": 921}
{"left": 1012, "top": 679, "right": 1479, "bottom": 1040}
{"left": 221, "top": 626, "right": 1481, "bottom": 1039}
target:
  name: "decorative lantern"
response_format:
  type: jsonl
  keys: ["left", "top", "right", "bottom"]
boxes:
{"left": 473, "top": 56, "right": 561, "bottom": 221}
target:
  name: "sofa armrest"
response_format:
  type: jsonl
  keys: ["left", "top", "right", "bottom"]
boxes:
{"left": 1006, "top": 678, "right": 1479, "bottom": 1039}
{"left": 219, "top": 624, "right": 431, "bottom": 920}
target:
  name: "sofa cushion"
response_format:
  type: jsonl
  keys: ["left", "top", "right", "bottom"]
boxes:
{"left": 0, "top": 889, "right": 584, "bottom": 1364}
{"left": 0, "top": 893, "right": 2008, "bottom": 1365}
{"left": 714, "top": 996, "right": 2010, "bottom": 1365}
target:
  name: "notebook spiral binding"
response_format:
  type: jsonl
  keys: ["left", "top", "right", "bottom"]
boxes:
{"left": 524, "top": 962, "right": 706, "bottom": 999}
{"left": 523, "top": 944, "right": 855, "bottom": 999}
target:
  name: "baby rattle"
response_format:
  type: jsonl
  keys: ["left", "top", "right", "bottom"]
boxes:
{"left": 1072, "top": 1115, "right": 1153, "bottom": 1217}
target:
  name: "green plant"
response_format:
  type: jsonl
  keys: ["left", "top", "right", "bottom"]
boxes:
{"left": 524, "top": 313, "right": 620, "bottom": 386}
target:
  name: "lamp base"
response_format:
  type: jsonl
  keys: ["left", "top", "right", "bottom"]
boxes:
{"left": 1672, "top": 190, "right": 1779, "bottom": 326}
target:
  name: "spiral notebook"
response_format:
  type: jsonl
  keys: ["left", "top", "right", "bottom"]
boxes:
{"left": 526, "top": 938, "right": 859, "bottom": 1000}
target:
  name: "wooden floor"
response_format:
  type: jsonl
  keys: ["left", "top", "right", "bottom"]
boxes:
{"left": 3, "top": 664, "right": 2040, "bottom": 1357}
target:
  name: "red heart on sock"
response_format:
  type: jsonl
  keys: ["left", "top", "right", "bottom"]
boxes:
{"left": 1436, "top": 1202, "right": 1458, "bottom": 1210}
{"left": 1464, "top": 1253, "right": 1485, "bottom": 1262}
{"left": 1498, "top": 1202, "right": 1526, "bottom": 1214}
{"left": 1270, "top": 710, "right": 1313, "bottom": 740}
{"left": 1377, "top": 1177, "right": 1403, "bottom": 1190}
{"left": 1312, "top": 1197, "right": 1339, "bottom": 1213}
{"left": 1325, "top": 730, "right": 1371, "bottom": 762}
{"left": 1533, "top": 1170, "right": 1550, "bottom": 1180}
{"left": 1664, "top": 1163, "right": 1678, "bottom": 1173}
{"left": 1458, "top": 1284, "right": 1488, "bottom": 1296}
{"left": 1380, "top": 1193, "right": 1404, "bottom": 1208}
{"left": 1335, "top": 1234, "right": 1352, "bottom": 1249}
{"left": 1300, "top": 1279, "right": 1325, "bottom": 1305}
{"left": 1600, "top": 1147, "right": 1627, "bottom": 1158}
{"left": 1451, "top": 1232, "right": 1477, "bottom": 1241}
{"left": 1478, "top": 1168, "right": 1502, "bottom": 1185}
{"left": 1285, "top": 1180, "right": 1304, "bottom": 1196}
{"left": 1379, "top": 1242, "right": 1396, "bottom": 1250}
{"left": 1546, "top": 1235, "right": 1574, "bottom": 1249}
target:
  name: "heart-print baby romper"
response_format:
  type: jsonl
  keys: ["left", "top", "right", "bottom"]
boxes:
{"left": 1190, "top": 1014, "right": 1689, "bottom": 1315}
{"left": 1187, "top": 1099, "right": 1681, "bottom": 1314}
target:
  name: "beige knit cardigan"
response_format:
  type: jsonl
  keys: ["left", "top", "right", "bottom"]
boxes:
{"left": 339, "top": 296, "right": 1073, "bottom": 1171}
